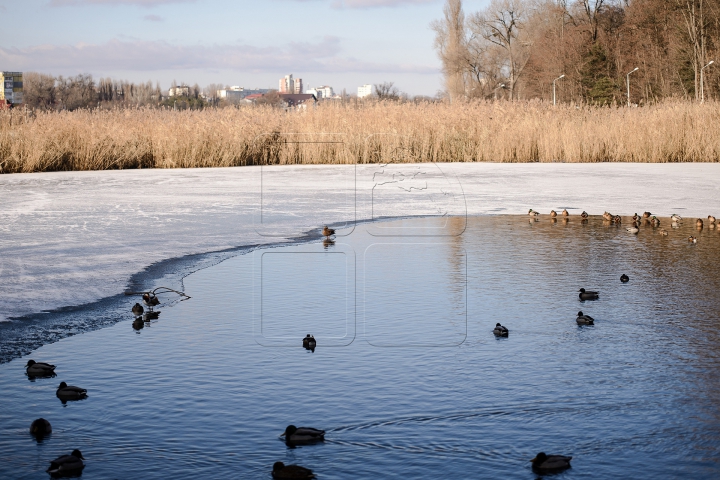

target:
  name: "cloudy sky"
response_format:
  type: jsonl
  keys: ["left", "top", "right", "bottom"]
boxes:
{"left": 0, "top": 0, "right": 490, "bottom": 96}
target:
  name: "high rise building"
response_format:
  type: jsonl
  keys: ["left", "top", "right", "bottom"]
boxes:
{"left": 279, "top": 74, "right": 293, "bottom": 93}
{"left": 1, "top": 72, "right": 23, "bottom": 105}
{"left": 293, "top": 78, "right": 303, "bottom": 94}
{"left": 358, "top": 84, "right": 373, "bottom": 98}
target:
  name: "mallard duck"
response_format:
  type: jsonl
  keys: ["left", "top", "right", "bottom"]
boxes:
{"left": 528, "top": 209, "right": 539, "bottom": 217}
{"left": 530, "top": 452, "right": 572, "bottom": 474}
{"left": 709, "top": 215, "right": 717, "bottom": 224}
{"left": 26, "top": 360, "right": 56, "bottom": 377}
{"left": 302, "top": 334, "right": 316, "bottom": 351}
{"left": 142, "top": 293, "right": 160, "bottom": 312}
{"left": 613, "top": 215, "right": 622, "bottom": 224}
{"left": 696, "top": 218, "right": 704, "bottom": 228}
{"left": 671, "top": 214, "right": 682, "bottom": 222}
{"left": 30, "top": 418, "right": 52, "bottom": 437}
{"left": 581, "top": 211, "right": 589, "bottom": 219}
{"left": 493, "top": 323, "right": 509, "bottom": 337}
{"left": 576, "top": 311, "right": 594, "bottom": 325}
{"left": 632, "top": 213, "right": 640, "bottom": 222}
{"left": 322, "top": 226, "right": 336, "bottom": 238}
{"left": 650, "top": 216, "right": 660, "bottom": 226}
{"left": 643, "top": 211, "right": 651, "bottom": 218}
{"left": 281, "top": 425, "right": 325, "bottom": 444}
{"left": 132, "top": 303, "right": 144, "bottom": 316}
{"left": 688, "top": 236, "right": 697, "bottom": 243}
{"left": 272, "top": 462, "right": 316, "bottom": 479}
{"left": 56, "top": 382, "right": 87, "bottom": 401}
{"left": 620, "top": 274, "right": 629, "bottom": 283}
{"left": 578, "top": 288, "right": 599, "bottom": 300}
{"left": 47, "top": 449, "right": 84, "bottom": 476}
{"left": 602, "top": 211, "right": 612, "bottom": 221}
{"left": 562, "top": 209, "right": 569, "bottom": 216}
{"left": 659, "top": 229, "right": 668, "bottom": 236}
{"left": 626, "top": 223, "right": 639, "bottom": 234}
{"left": 550, "top": 210, "right": 557, "bottom": 218}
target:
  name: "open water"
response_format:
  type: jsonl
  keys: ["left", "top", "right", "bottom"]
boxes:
{"left": 1, "top": 215, "right": 719, "bottom": 478}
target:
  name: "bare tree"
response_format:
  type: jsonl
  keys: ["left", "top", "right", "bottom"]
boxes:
{"left": 22, "top": 72, "right": 56, "bottom": 110}
{"left": 374, "top": 81, "right": 401, "bottom": 100}
{"left": 468, "top": 0, "right": 534, "bottom": 100}
{"left": 432, "top": 0, "right": 468, "bottom": 102}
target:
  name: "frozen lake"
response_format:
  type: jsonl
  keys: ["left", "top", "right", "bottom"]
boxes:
{"left": 1, "top": 215, "right": 719, "bottom": 478}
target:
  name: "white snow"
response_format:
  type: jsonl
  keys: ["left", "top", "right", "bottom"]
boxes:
{"left": 1, "top": 162, "right": 718, "bottom": 322}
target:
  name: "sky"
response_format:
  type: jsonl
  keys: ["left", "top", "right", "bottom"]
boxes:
{"left": 0, "top": 0, "right": 490, "bottom": 96}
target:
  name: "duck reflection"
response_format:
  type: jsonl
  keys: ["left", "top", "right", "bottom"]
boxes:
{"left": 143, "top": 311, "right": 160, "bottom": 322}
{"left": 132, "top": 318, "right": 144, "bottom": 331}
{"left": 323, "top": 238, "right": 335, "bottom": 249}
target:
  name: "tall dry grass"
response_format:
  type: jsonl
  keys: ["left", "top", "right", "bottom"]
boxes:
{"left": 1, "top": 100, "right": 719, "bottom": 173}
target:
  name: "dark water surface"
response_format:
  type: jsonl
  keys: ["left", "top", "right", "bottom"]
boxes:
{"left": 1, "top": 216, "right": 720, "bottom": 479}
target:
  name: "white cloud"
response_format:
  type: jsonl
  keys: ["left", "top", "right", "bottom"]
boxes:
{"left": 49, "top": 0, "right": 195, "bottom": 7}
{"left": 0, "top": 38, "right": 438, "bottom": 75}
{"left": 331, "top": 0, "right": 437, "bottom": 7}
{"left": 143, "top": 14, "right": 163, "bottom": 21}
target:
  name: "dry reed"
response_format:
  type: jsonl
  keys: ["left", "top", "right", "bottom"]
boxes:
{"left": 1, "top": 100, "right": 719, "bottom": 173}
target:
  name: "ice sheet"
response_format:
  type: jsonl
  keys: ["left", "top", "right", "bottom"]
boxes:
{"left": 0, "top": 163, "right": 718, "bottom": 322}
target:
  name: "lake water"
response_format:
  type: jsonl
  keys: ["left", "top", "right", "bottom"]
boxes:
{"left": 1, "top": 215, "right": 720, "bottom": 478}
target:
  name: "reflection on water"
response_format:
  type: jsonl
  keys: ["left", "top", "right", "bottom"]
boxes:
{"left": 0, "top": 216, "right": 719, "bottom": 478}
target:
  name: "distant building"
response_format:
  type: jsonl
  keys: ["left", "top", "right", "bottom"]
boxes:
{"left": 168, "top": 85, "right": 191, "bottom": 97}
{"left": 218, "top": 86, "right": 244, "bottom": 101}
{"left": 1, "top": 71, "right": 23, "bottom": 106}
{"left": 279, "top": 93, "right": 317, "bottom": 109}
{"left": 358, "top": 84, "right": 373, "bottom": 98}
{"left": 306, "top": 85, "right": 334, "bottom": 99}
{"left": 279, "top": 74, "right": 303, "bottom": 94}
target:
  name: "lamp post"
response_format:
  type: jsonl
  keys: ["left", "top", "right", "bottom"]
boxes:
{"left": 626, "top": 67, "right": 639, "bottom": 107}
{"left": 701, "top": 60, "right": 714, "bottom": 103}
{"left": 553, "top": 74, "right": 565, "bottom": 106}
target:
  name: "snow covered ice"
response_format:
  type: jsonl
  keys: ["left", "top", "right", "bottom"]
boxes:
{"left": 0, "top": 162, "right": 719, "bottom": 324}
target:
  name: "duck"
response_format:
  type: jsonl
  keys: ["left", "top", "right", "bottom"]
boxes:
{"left": 688, "top": 236, "right": 697, "bottom": 244}
{"left": 613, "top": 215, "right": 622, "bottom": 224}
{"left": 302, "top": 334, "right": 316, "bottom": 351}
{"left": 562, "top": 209, "right": 569, "bottom": 216}
{"left": 632, "top": 213, "right": 640, "bottom": 222}
{"left": 696, "top": 218, "right": 704, "bottom": 228}
{"left": 56, "top": 382, "right": 87, "bottom": 401}
{"left": 576, "top": 311, "right": 595, "bottom": 325}
{"left": 709, "top": 215, "right": 717, "bottom": 224}
{"left": 493, "top": 323, "right": 509, "bottom": 337}
{"left": 650, "top": 216, "right": 660, "bottom": 226}
{"left": 550, "top": 210, "right": 557, "bottom": 218}
{"left": 47, "top": 449, "right": 84, "bottom": 476}
{"left": 643, "top": 211, "right": 651, "bottom": 218}
{"left": 142, "top": 292, "right": 160, "bottom": 312}
{"left": 281, "top": 425, "right": 325, "bottom": 444}
{"left": 602, "top": 211, "right": 612, "bottom": 221}
{"left": 132, "top": 303, "right": 144, "bottom": 317}
{"left": 659, "top": 229, "right": 668, "bottom": 236}
{"left": 581, "top": 211, "right": 589, "bottom": 219}
{"left": 626, "top": 223, "right": 639, "bottom": 234}
{"left": 30, "top": 418, "right": 52, "bottom": 438}
{"left": 322, "top": 225, "right": 336, "bottom": 238}
{"left": 530, "top": 452, "right": 572, "bottom": 474}
{"left": 272, "top": 462, "right": 316, "bottom": 479}
{"left": 671, "top": 214, "right": 682, "bottom": 222}
{"left": 620, "top": 274, "right": 629, "bottom": 283}
{"left": 26, "top": 360, "right": 56, "bottom": 377}
{"left": 578, "top": 288, "right": 599, "bottom": 300}
{"left": 528, "top": 209, "right": 539, "bottom": 217}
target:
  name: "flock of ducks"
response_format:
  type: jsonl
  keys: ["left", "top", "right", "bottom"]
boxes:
{"left": 531, "top": 209, "right": 718, "bottom": 245}
{"left": 24, "top": 213, "right": 714, "bottom": 477}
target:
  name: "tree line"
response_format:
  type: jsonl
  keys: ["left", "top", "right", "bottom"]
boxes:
{"left": 433, "top": 0, "right": 720, "bottom": 104}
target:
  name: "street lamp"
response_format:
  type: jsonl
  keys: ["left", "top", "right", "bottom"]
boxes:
{"left": 701, "top": 60, "right": 714, "bottom": 103}
{"left": 553, "top": 74, "right": 565, "bottom": 106}
{"left": 626, "top": 67, "right": 639, "bottom": 107}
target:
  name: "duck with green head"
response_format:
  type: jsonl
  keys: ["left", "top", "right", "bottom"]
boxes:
{"left": 528, "top": 209, "right": 539, "bottom": 217}
{"left": 47, "top": 449, "right": 84, "bottom": 476}
{"left": 30, "top": 418, "right": 52, "bottom": 439}
{"left": 56, "top": 382, "right": 87, "bottom": 401}
{"left": 281, "top": 425, "right": 325, "bottom": 445}
{"left": 576, "top": 311, "right": 594, "bottom": 325}
{"left": 493, "top": 323, "right": 509, "bottom": 337}
{"left": 578, "top": 288, "right": 599, "bottom": 300}
{"left": 26, "top": 360, "right": 56, "bottom": 377}
{"left": 272, "top": 461, "right": 316, "bottom": 479}
{"left": 581, "top": 211, "right": 589, "bottom": 219}
{"left": 530, "top": 452, "right": 572, "bottom": 474}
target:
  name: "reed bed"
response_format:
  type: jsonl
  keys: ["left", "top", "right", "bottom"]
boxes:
{"left": 1, "top": 100, "right": 719, "bottom": 173}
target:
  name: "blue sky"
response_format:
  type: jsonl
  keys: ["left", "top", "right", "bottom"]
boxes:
{"left": 0, "top": 0, "right": 490, "bottom": 96}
